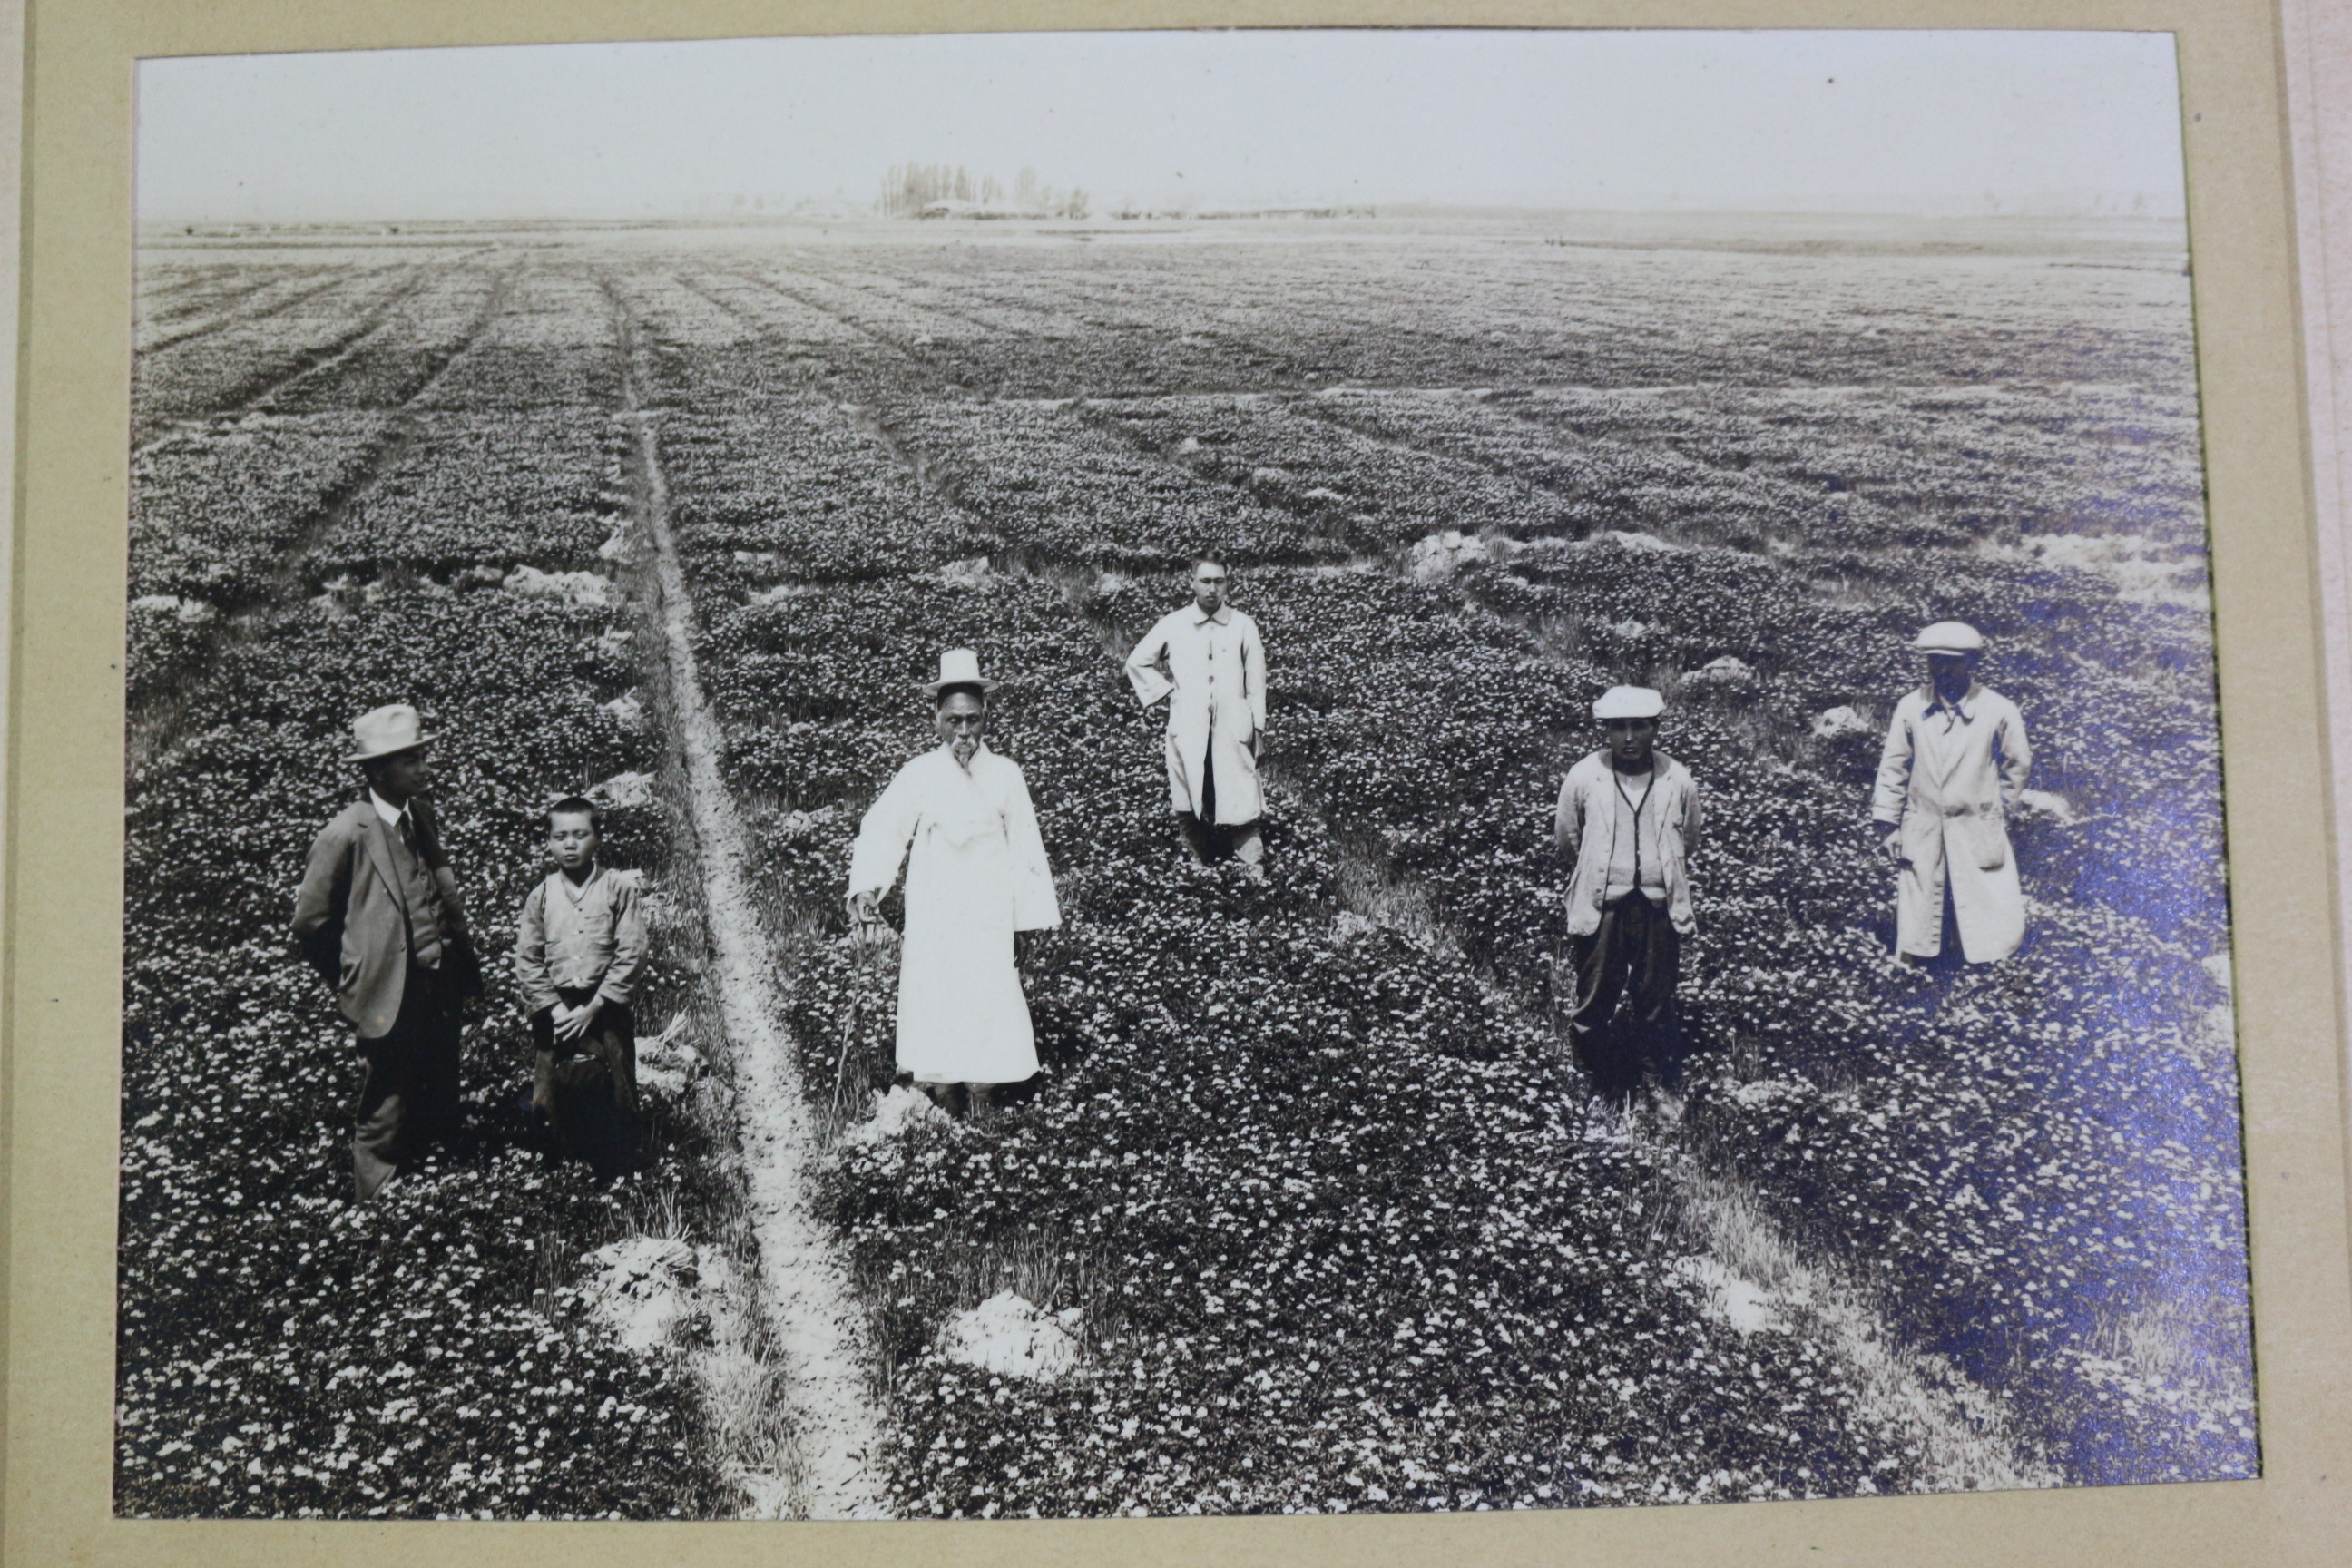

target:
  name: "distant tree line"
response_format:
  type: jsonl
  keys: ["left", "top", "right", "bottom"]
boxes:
{"left": 877, "top": 164, "right": 1089, "bottom": 219}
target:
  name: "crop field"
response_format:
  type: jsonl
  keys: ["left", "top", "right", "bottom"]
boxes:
{"left": 120, "top": 213, "right": 2251, "bottom": 1518}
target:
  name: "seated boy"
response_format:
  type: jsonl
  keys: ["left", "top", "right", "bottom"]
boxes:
{"left": 514, "top": 796, "right": 647, "bottom": 1177}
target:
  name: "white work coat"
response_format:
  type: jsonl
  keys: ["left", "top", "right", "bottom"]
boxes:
{"left": 1872, "top": 682, "right": 2033, "bottom": 963}
{"left": 1554, "top": 750, "right": 1702, "bottom": 937}
{"left": 848, "top": 743, "right": 1060, "bottom": 1084}
{"left": 1125, "top": 603, "right": 1268, "bottom": 826}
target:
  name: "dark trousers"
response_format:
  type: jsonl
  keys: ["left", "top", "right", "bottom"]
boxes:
{"left": 1177, "top": 745, "right": 1264, "bottom": 862}
{"left": 532, "top": 988, "right": 639, "bottom": 1179}
{"left": 352, "top": 963, "right": 461, "bottom": 1200}
{"left": 1566, "top": 891, "right": 1681, "bottom": 1095}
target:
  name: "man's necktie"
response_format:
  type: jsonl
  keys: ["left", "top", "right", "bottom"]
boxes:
{"left": 398, "top": 811, "right": 417, "bottom": 854}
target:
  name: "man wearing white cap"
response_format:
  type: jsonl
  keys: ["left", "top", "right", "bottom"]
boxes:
{"left": 291, "top": 704, "right": 482, "bottom": 1199}
{"left": 1554, "top": 686, "right": 1702, "bottom": 1096}
{"left": 848, "top": 650, "right": 1061, "bottom": 1116}
{"left": 1125, "top": 561, "right": 1269, "bottom": 867}
{"left": 1872, "top": 622, "right": 2034, "bottom": 965}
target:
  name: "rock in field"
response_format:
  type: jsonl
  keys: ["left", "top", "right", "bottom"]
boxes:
{"left": 936, "top": 1290, "right": 1083, "bottom": 1382}
{"left": 1684, "top": 654, "right": 1755, "bottom": 685}
{"left": 504, "top": 564, "right": 614, "bottom": 608}
{"left": 1810, "top": 705, "right": 1876, "bottom": 740}
{"left": 1409, "top": 530, "right": 1477, "bottom": 581}
{"left": 590, "top": 770, "right": 657, "bottom": 808}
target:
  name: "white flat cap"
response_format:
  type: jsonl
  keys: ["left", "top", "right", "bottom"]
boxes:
{"left": 1911, "top": 621, "right": 1985, "bottom": 654}
{"left": 1592, "top": 685, "right": 1666, "bottom": 720}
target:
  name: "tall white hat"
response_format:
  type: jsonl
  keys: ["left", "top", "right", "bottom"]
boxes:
{"left": 1592, "top": 685, "right": 1666, "bottom": 720}
{"left": 345, "top": 703, "right": 431, "bottom": 762}
{"left": 921, "top": 647, "right": 1001, "bottom": 697}
{"left": 1911, "top": 621, "right": 1985, "bottom": 654}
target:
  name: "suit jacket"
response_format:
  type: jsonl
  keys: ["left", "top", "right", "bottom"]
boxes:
{"left": 291, "top": 796, "right": 479, "bottom": 1038}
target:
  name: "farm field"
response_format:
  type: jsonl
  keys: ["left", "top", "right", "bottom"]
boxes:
{"left": 121, "top": 211, "right": 2250, "bottom": 1517}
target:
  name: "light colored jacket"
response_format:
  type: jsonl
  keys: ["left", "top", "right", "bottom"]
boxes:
{"left": 1554, "top": 750, "right": 1701, "bottom": 937}
{"left": 1872, "top": 682, "right": 2033, "bottom": 962}
{"left": 1125, "top": 603, "right": 1268, "bottom": 825}
{"left": 514, "top": 865, "right": 648, "bottom": 1014}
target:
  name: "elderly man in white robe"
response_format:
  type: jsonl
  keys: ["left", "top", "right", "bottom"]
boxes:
{"left": 1125, "top": 560, "right": 1269, "bottom": 867}
{"left": 1872, "top": 621, "right": 2034, "bottom": 965}
{"left": 847, "top": 649, "right": 1061, "bottom": 1116}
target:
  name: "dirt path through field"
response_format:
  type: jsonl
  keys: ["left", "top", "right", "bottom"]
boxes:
{"left": 615, "top": 333, "right": 890, "bottom": 1519}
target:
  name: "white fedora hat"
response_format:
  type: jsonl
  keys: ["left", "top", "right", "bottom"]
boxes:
{"left": 1592, "top": 685, "right": 1666, "bottom": 720}
{"left": 920, "top": 648, "right": 1002, "bottom": 698}
{"left": 345, "top": 703, "right": 431, "bottom": 762}
{"left": 1911, "top": 621, "right": 1986, "bottom": 655}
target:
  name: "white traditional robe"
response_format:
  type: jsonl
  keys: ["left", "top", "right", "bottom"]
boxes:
{"left": 1124, "top": 603, "right": 1268, "bottom": 825}
{"left": 848, "top": 743, "right": 1060, "bottom": 1084}
{"left": 1872, "top": 681, "right": 2033, "bottom": 963}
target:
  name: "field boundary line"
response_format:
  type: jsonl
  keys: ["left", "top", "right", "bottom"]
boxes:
{"left": 614, "top": 329, "right": 890, "bottom": 1521}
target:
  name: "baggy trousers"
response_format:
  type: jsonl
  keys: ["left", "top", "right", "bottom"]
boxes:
{"left": 1177, "top": 745, "right": 1266, "bottom": 863}
{"left": 532, "top": 987, "right": 640, "bottom": 1179}
{"left": 1566, "top": 890, "right": 1681, "bottom": 1093}
{"left": 352, "top": 962, "right": 461, "bottom": 1200}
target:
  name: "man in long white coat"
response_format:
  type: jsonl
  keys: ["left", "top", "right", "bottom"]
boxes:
{"left": 1872, "top": 622, "right": 2034, "bottom": 965}
{"left": 1125, "top": 560, "right": 1269, "bottom": 867}
{"left": 848, "top": 650, "right": 1061, "bottom": 1114}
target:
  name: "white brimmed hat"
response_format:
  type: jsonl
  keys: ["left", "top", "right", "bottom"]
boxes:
{"left": 1911, "top": 621, "right": 1986, "bottom": 655}
{"left": 345, "top": 703, "right": 430, "bottom": 762}
{"left": 921, "top": 648, "right": 1001, "bottom": 697}
{"left": 1592, "top": 685, "right": 1666, "bottom": 720}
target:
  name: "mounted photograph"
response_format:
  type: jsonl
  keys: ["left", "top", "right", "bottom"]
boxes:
{"left": 114, "top": 26, "right": 2254, "bottom": 1521}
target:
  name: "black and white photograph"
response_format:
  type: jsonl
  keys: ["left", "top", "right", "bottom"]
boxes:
{"left": 114, "top": 27, "right": 2258, "bottom": 1521}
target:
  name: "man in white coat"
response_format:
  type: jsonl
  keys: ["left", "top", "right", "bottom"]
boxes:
{"left": 1555, "top": 686, "right": 1701, "bottom": 1098}
{"left": 1125, "top": 561, "right": 1269, "bottom": 867}
{"left": 1872, "top": 622, "right": 2034, "bottom": 965}
{"left": 848, "top": 650, "right": 1061, "bottom": 1116}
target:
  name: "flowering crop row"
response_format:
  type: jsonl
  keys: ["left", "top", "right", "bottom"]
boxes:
{"left": 122, "top": 257, "right": 727, "bottom": 1518}
{"left": 766, "top": 237, "right": 2193, "bottom": 400}
{"left": 660, "top": 402, "right": 995, "bottom": 583}
{"left": 676, "top": 559, "right": 1932, "bottom": 1515}
{"left": 413, "top": 263, "right": 623, "bottom": 413}
{"left": 255, "top": 264, "right": 513, "bottom": 417}
{"left": 133, "top": 265, "right": 433, "bottom": 441}
{"left": 1090, "top": 396, "right": 1588, "bottom": 548}
{"left": 645, "top": 230, "right": 2242, "bottom": 1499}
{"left": 869, "top": 398, "right": 1346, "bottom": 569}
{"left": 318, "top": 412, "right": 625, "bottom": 578}
{"left": 137, "top": 264, "right": 358, "bottom": 355}
{"left": 1066, "top": 524, "right": 2242, "bottom": 1481}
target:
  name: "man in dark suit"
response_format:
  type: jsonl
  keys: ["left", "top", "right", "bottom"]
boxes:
{"left": 291, "top": 704, "right": 482, "bottom": 1199}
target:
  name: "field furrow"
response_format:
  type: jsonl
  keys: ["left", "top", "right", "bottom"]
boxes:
{"left": 615, "top": 297, "right": 891, "bottom": 1517}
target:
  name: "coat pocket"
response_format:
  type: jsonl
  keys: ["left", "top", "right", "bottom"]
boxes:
{"left": 1965, "top": 814, "right": 2010, "bottom": 873}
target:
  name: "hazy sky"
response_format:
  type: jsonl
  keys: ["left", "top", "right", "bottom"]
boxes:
{"left": 137, "top": 29, "right": 2188, "bottom": 222}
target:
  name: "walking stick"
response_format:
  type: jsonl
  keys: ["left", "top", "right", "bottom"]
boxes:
{"left": 831, "top": 930, "right": 870, "bottom": 1119}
